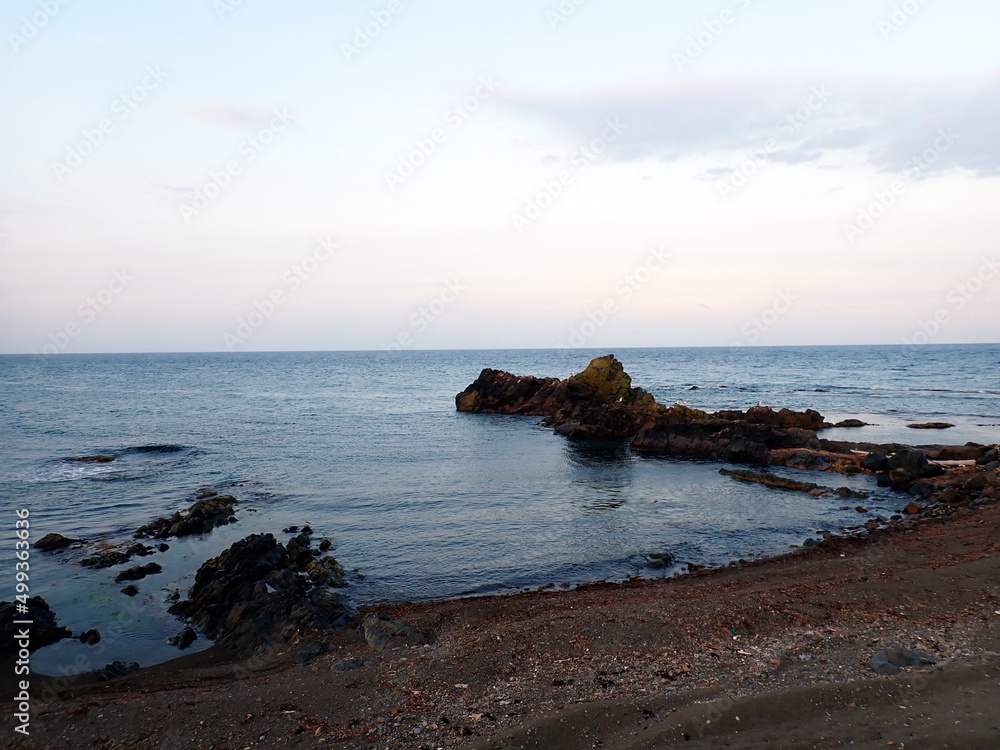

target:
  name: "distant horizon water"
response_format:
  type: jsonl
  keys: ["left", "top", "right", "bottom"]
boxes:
{"left": 10, "top": 341, "right": 1000, "bottom": 356}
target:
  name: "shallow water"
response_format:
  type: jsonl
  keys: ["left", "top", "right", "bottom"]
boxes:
{"left": 1, "top": 345, "right": 996, "bottom": 672}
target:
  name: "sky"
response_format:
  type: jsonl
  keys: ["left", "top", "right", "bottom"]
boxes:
{"left": 1, "top": 0, "right": 998, "bottom": 354}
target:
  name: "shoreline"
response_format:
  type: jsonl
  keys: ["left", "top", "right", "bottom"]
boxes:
{"left": 5, "top": 354, "right": 998, "bottom": 746}
{"left": 7, "top": 497, "right": 1000, "bottom": 748}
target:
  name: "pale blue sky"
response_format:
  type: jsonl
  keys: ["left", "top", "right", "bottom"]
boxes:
{"left": 1, "top": 0, "right": 998, "bottom": 353}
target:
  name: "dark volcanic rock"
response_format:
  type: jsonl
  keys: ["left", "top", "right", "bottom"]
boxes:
{"left": 136, "top": 495, "right": 238, "bottom": 539}
{"left": 907, "top": 422, "right": 954, "bottom": 430}
{"left": 167, "top": 626, "right": 198, "bottom": 650}
{"left": 114, "top": 563, "right": 162, "bottom": 583}
{"left": 34, "top": 533, "right": 76, "bottom": 551}
{"left": 631, "top": 408, "right": 821, "bottom": 464}
{"left": 927, "top": 445, "right": 982, "bottom": 461}
{"left": 456, "top": 369, "right": 562, "bottom": 414}
{"left": 121, "top": 585, "right": 139, "bottom": 596}
{"left": 78, "top": 629, "right": 101, "bottom": 645}
{"left": 80, "top": 549, "right": 132, "bottom": 569}
{"left": 80, "top": 543, "right": 156, "bottom": 569}
{"left": 888, "top": 448, "right": 941, "bottom": 479}
{"left": 716, "top": 405, "right": 825, "bottom": 431}
{"left": 168, "top": 533, "right": 351, "bottom": 657}
{"left": 456, "top": 355, "right": 831, "bottom": 455}
{"left": 835, "top": 419, "right": 867, "bottom": 428}
{"left": 720, "top": 468, "right": 827, "bottom": 496}
{"left": 834, "top": 487, "right": 869, "bottom": 499}
{"left": 977, "top": 447, "right": 1000, "bottom": 465}
{"left": 889, "top": 468, "right": 916, "bottom": 492}
{"left": 0, "top": 597, "right": 72, "bottom": 659}
{"left": 860, "top": 452, "right": 888, "bottom": 472}
{"left": 456, "top": 355, "right": 663, "bottom": 439}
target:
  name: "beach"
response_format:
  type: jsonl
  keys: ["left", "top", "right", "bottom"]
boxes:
{"left": 7, "top": 495, "right": 999, "bottom": 749}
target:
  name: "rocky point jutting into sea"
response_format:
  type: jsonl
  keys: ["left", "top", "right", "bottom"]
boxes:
{"left": 457, "top": 354, "right": 999, "bottom": 500}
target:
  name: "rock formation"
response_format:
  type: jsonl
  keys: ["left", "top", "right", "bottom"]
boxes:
{"left": 168, "top": 533, "right": 351, "bottom": 657}
{"left": 135, "top": 492, "right": 237, "bottom": 539}
{"left": 456, "top": 355, "right": 663, "bottom": 438}
{"left": 0, "top": 597, "right": 72, "bottom": 658}
{"left": 455, "top": 356, "right": 1000, "bottom": 509}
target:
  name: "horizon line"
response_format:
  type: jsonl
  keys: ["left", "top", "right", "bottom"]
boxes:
{"left": 2, "top": 341, "right": 999, "bottom": 357}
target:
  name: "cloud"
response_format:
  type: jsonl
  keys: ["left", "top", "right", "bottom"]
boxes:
{"left": 500, "top": 74, "right": 1000, "bottom": 178}
{"left": 180, "top": 100, "right": 287, "bottom": 129}
{"left": 697, "top": 166, "right": 736, "bottom": 180}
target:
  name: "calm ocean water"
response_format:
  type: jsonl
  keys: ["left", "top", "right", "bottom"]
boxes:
{"left": 1, "top": 345, "right": 998, "bottom": 671}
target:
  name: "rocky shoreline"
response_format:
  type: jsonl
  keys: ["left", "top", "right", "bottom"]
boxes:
{"left": 458, "top": 355, "right": 999, "bottom": 522}
{"left": 3, "top": 355, "right": 997, "bottom": 748}
{"left": 9, "top": 499, "right": 1000, "bottom": 749}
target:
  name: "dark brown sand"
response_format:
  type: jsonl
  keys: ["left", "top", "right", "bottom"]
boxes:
{"left": 4, "top": 503, "right": 1000, "bottom": 749}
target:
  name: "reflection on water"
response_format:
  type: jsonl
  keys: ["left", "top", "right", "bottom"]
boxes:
{"left": 564, "top": 438, "right": 632, "bottom": 465}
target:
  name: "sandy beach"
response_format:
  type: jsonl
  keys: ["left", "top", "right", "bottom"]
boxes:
{"left": 6, "top": 493, "right": 999, "bottom": 749}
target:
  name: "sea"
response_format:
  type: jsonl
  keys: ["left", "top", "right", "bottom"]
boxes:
{"left": 1, "top": 345, "right": 998, "bottom": 673}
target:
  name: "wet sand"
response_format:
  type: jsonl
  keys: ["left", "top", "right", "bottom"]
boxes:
{"left": 4, "top": 498, "right": 999, "bottom": 749}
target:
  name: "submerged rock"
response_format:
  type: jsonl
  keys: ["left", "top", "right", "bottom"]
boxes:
{"left": 641, "top": 551, "right": 676, "bottom": 569}
{"left": 835, "top": 419, "right": 867, "bottom": 428}
{"left": 135, "top": 495, "right": 238, "bottom": 539}
{"left": 78, "top": 629, "right": 101, "bottom": 645}
{"left": 908, "top": 422, "right": 955, "bottom": 430}
{"left": 168, "top": 533, "right": 351, "bottom": 658}
{"left": 34, "top": 533, "right": 76, "bottom": 551}
{"left": 719, "top": 468, "right": 827, "bottom": 496}
{"left": 0, "top": 597, "right": 72, "bottom": 658}
{"left": 80, "top": 543, "right": 156, "bottom": 569}
{"left": 76, "top": 455, "right": 115, "bottom": 463}
{"left": 114, "top": 562, "right": 162, "bottom": 583}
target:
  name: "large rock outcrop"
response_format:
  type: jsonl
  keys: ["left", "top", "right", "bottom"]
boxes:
{"left": 630, "top": 406, "right": 822, "bottom": 464}
{"left": 456, "top": 355, "right": 663, "bottom": 438}
{"left": 456, "top": 356, "right": 826, "bottom": 457}
{"left": 168, "top": 533, "right": 350, "bottom": 657}
{"left": 0, "top": 598, "right": 72, "bottom": 659}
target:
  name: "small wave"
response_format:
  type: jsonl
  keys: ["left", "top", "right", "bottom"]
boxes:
{"left": 125, "top": 444, "right": 189, "bottom": 455}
